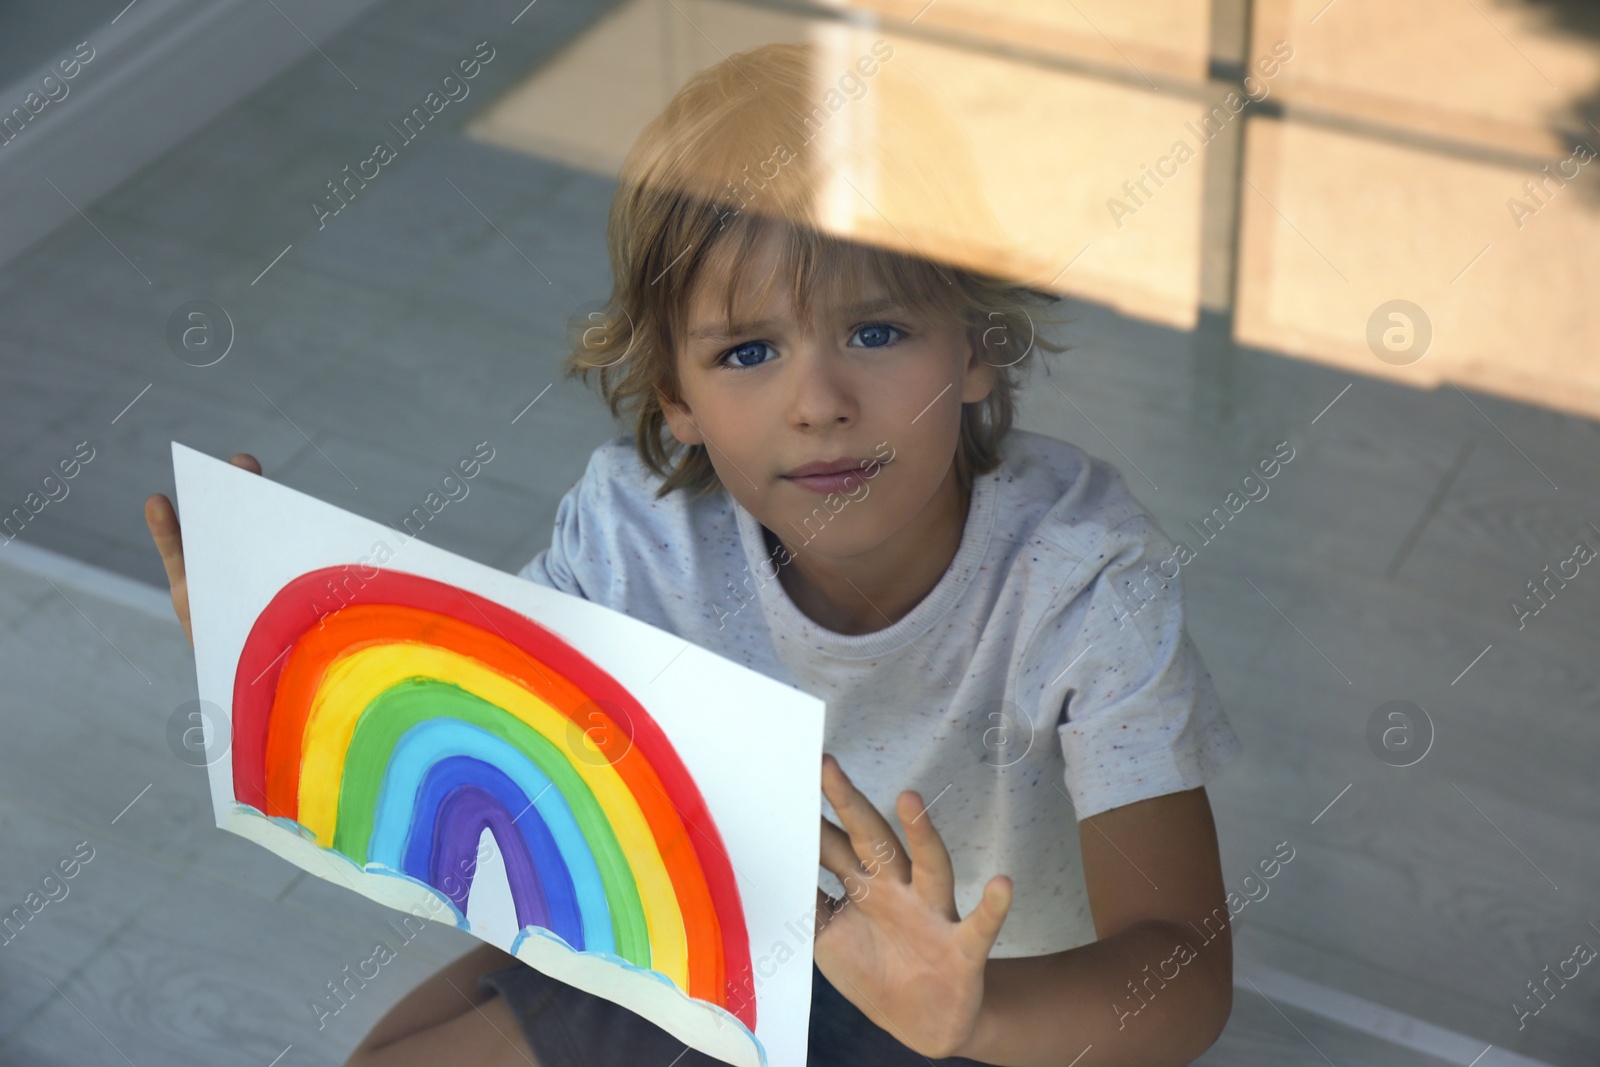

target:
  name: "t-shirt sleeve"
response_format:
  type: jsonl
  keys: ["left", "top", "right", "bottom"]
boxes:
{"left": 1030, "top": 513, "right": 1243, "bottom": 820}
{"left": 516, "top": 527, "right": 582, "bottom": 596}
{"left": 514, "top": 446, "right": 617, "bottom": 603}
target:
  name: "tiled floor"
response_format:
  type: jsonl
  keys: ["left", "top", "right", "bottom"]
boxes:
{"left": 1, "top": 0, "right": 1597, "bottom": 1064}
{"left": 0, "top": 546, "right": 1562, "bottom": 1067}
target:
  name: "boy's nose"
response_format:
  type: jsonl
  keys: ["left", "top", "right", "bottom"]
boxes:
{"left": 785, "top": 346, "right": 857, "bottom": 429}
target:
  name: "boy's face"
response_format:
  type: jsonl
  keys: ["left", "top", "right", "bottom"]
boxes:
{"left": 661, "top": 227, "right": 996, "bottom": 564}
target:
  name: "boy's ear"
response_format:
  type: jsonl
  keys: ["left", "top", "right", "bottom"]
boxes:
{"left": 657, "top": 387, "right": 705, "bottom": 446}
{"left": 960, "top": 322, "right": 999, "bottom": 404}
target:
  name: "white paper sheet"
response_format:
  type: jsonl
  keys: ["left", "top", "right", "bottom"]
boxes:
{"left": 174, "top": 441, "right": 826, "bottom": 1067}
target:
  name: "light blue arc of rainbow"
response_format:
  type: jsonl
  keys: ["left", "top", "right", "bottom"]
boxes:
{"left": 368, "top": 718, "right": 616, "bottom": 955}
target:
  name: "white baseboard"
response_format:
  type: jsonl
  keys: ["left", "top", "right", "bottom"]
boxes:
{"left": 1237, "top": 961, "right": 1557, "bottom": 1067}
{"left": 0, "top": 0, "right": 386, "bottom": 270}
{"left": 0, "top": 535, "right": 175, "bottom": 622}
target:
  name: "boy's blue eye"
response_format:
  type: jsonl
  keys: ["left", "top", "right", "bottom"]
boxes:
{"left": 721, "top": 341, "right": 776, "bottom": 368}
{"left": 850, "top": 323, "right": 903, "bottom": 348}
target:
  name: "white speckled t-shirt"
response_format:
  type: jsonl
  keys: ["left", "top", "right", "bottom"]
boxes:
{"left": 518, "top": 428, "right": 1243, "bottom": 956}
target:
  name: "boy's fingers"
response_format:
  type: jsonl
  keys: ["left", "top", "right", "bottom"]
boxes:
{"left": 957, "top": 875, "right": 1013, "bottom": 958}
{"left": 821, "top": 754, "right": 906, "bottom": 876}
{"left": 817, "top": 816, "right": 867, "bottom": 884}
{"left": 143, "top": 453, "right": 261, "bottom": 576}
{"left": 143, "top": 452, "right": 260, "bottom": 649}
{"left": 144, "top": 492, "right": 192, "bottom": 646}
{"left": 144, "top": 492, "right": 186, "bottom": 590}
{"left": 898, "top": 791, "right": 957, "bottom": 913}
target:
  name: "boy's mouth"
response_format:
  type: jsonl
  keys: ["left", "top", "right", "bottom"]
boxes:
{"left": 780, "top": 457, "right": 885, "bottom": 495}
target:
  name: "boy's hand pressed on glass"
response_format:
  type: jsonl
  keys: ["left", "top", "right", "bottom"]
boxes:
{"left": 143, "top": 452, "right": 262, "bottom": 647}
{"left": 814, "top": 752, "right": 1012, "bottom": 1060}
{"left": 814, "top": 756, "right": 1231, "bottom": 1067}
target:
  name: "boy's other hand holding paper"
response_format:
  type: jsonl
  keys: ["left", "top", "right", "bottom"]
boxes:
{"left": 144, "top": 452, "right": 262, "bottom": 647}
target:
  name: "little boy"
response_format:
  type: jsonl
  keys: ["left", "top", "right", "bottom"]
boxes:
{"left": 149, "top": 39, "right": 1242, "bottom": 1067}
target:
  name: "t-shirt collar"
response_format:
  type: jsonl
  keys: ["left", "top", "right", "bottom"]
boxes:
{"left": 729, "top": 461, "right": 1000, "bottom": 660}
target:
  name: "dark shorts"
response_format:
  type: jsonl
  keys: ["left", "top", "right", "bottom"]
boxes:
{"left": 477, "top": 960, "right": 995, "bottom": 1066}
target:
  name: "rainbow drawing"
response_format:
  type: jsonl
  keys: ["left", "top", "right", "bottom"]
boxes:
{"left": 228, "top": 566, "right": 755, "bottom": 1031}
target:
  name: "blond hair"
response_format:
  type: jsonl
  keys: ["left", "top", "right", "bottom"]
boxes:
{"left": 563, "top": 41, "right": 1070, "bottom": 497}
